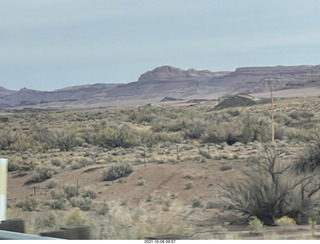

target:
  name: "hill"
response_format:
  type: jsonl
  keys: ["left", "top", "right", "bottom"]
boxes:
{"left": 0, "top": 64, "right": 320, "bottom": 109}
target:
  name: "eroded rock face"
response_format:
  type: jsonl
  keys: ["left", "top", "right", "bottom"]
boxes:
{"left": 0, "top": 64, "right": 319, "bottom": 109}
{"left": 137, "top": 65, "right": 228, "bottom": 82}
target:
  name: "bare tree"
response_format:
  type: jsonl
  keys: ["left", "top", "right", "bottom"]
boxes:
{"left": 220, "top": 144, "right": 320, "bottom": 225}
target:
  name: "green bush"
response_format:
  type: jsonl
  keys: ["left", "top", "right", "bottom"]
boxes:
{"left": 51, "top": 129, "right": 78, "bottom": 151}
{"left": 51, "top": 189, "right": 67, "bottom": 200}
{"left": 66, "top": 208, "right": 85, "bottom": 226}
{"left": 46, "top": 178, "right": 58, "bottom": 189}
{"left": 71, "top": 157, "right": 95, "bottom": 170}
{"left": 82, "top": 189, "right": 97, "bottom": 199}
{"left": 50, "top": 199, "right": 68, "bottom": 210}
{"left": 98, "top": 201, "right": 110, "bottom": 215}
{"left": 102, "top": 163, "right": 133, "bottom": 181}
{"left": 240, "top": 115, "right": 270, "bottom": 143}
{"left": 69, "top": 197, "right": 93, "bottom": 211}
{"left": 8, "top": 160, "right": 20, "bottom": 172}
{"left": 98, "top": 125, "right": 139, "bottom": 148}
{"left": 275, "top": 216, "right": 296, "bottom": 227}
{"left": 202, "top": 122, "right": 240, "bottom": 145}
{"left": 247, "top": 216, "right": 263, "bottom": 232}
{"left": 220, "top": 165, "right": 232, "bottom": 171}
{"left": 63, "top": 185, "right": 78, "bottom": 199}
{"left": 0, "top": 129, "right": 20, "bottom": 150}
{"left": 182, "top": 120, "right": 207, "bottom": 139}
{"left": 16, "top": 196, "right": 38, "bottom": 211}
{"left": 198, "top": 150, "right": 211, "bottom": 159}
{"left": 191, "top": 197, "right": 203, "bottom": 208}
{"left": 29, "top": 165, "right": 58, "bottom": 183}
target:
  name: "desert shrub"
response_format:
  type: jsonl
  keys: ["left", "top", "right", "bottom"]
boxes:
{"left": 156, "top": 132, "right": 182, "bottom": 144}
{"left": 77, "top": 124, "right": 99, "bottom": 145}
{"left": 127, "top": 109, "right": 155, "bottom": 124}
{"left": 50, "top": 188, "right": 68, "bottom": 209}
{"left": 289, "top": 111, "right": 314, "bottom": 120}
{"left": 50, "top": 199, "right": 68, "bottom": 210}
{"left": 8, "top": 160, "right": 20, "bottom": 172}
{"left": 221, "top": 145, "right": 320, "bottom": 225}
{"left": 17, "top": 170, "right": 28, "bottom": 177}
{"left": 51, "top": 159, "right": 63, "bottom": 167}
{"left": 206, "top": 201, "right": 217, "bottom": 209}
{"left": 102, "top": 163, "right": 133, "bottom": 181}
{"left": 51, "top": 129, "right": 78, "bottom": 151}
{"left": 212, "top": 225, "right": 228, "bottom": 234}
{"left": 240, "top": 115, "right": 270, "bottom": 143}
{"left": 82, "top": 189, "right": 97, "bottom": 199}
{"left": 137, "top": 179, "right": 145, "bottom": 186}
{"left": 274, "top": 126, "right": 287, "bottom": 140}
{"left": 140, "top": 131, "right": 182, "bottom": 148}
{"left": 145, "top": 194, "right": 153, "bottom": 203}
{"left": 274, "top": 216, "right": 296, "bottom": 227}
{"left": 29, "top": 165, "right": 58, "bottom": 183}
{"left": 70, "top": 197, "right": 93, "bottom": 211}
{"left": 66, "top": 208, "right": 85, "bottom": 226}
{"left": 202, "top": 121, "right": 241, "bottom": 145}
{"left": 247, "top": 216, "right": 263, "bottom": 232}
{"left": 51, "top": 189, "right": 67, "bottom": 200}
{"left": 288, "top": 111, "right": 317, "bottom": 129}
{"left": 11, "top": 136, "right": 34, "bottom": 152}
{"left": 46, "top": 178, "right": 58, "bottom": 189}
{"left": 286, "top": 129, "right": 306, "bottom": 141}
{"left": 32, "top": 126, "right": 53, "bottom": 149}
{"left": 227, "top": 109, "right": 241, "bottom": 117}
{"left": 182, "top": 119, "right": 207, "bottom": 139}
{"left": 185, "top": 182, "right": 193, "bottom": 189}
{"left": 16, "top": 196, "right": 38, "bottom": 211}
{"left": 198, "top": 150, "right": 211, "bottom": 159}
{"left": 98, "top": 201, "right": 110, "bottom": 215}
{"left": 220, "top": 165, "right": 232, "bottom": 171}
{"left": 71, "top": 157, "right": 95, "bottom": 170}
{"left": 0, "top": 129, "right": 19, "bottom": 150}
{"left": 35, "top": 214, "right": 57, "bottom": 230}
{"left": 98, "top": 125, "right": 139, "bottom": 148}
{"left": 63, "top": 185, "right": 78, "bottom": 199}
{"left": 293, "top": 133, "right": 320, "bottom": 173}
{"left": 191, "top": 197, "right": 203, "bottom": 208}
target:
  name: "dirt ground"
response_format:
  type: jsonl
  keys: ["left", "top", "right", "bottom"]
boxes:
{"left": 3, "top": 95, "right": 320, "bottom": 239}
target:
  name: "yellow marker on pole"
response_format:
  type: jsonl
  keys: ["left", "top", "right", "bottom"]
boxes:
{"left": 0, "top": 158, "right": 8, "bottom": 223}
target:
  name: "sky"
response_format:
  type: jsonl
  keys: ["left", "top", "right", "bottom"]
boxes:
{"left": 1, "top": 0, "right": 320, "bottom": 91}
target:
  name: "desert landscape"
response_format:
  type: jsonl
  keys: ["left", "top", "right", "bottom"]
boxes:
{"left": 1, "top": 68, "right": 320, "bottom": 239}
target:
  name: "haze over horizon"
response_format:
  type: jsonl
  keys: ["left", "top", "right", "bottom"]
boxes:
{"left": 1, "top": 0, "right": 320, "bottom": 91}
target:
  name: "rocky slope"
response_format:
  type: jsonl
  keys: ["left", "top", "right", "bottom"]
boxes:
{"left": 1, "top": 65, "right": 320, "bottom": 109}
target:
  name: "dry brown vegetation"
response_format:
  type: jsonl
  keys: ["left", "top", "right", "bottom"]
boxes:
{"left": 2, "top": 96, "right": 320, "bottom": 239}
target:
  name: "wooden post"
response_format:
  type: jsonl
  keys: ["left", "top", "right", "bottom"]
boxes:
{"left": 270, "top": 82, "right": 275, "bottom": 144}
{"left": 144, "top": 145, "right": 146, "bottom": 167}
{"left": 176, "top": 145, "right": 180, "bottom": 161}
{"left": 76, "top": 179, "right": 79, "bottom": 197}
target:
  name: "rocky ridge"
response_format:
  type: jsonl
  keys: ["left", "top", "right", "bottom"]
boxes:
{"left": 0, "top": 64, "right": 320, "bottom": 109}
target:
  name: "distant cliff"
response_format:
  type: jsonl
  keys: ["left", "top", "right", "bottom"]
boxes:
{"left": 0, "top": 64, "right": 320, "bottom": 109}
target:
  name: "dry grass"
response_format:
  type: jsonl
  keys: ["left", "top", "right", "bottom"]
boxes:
{"left": 3, "top": 95, "right": 320, "bottom": 239}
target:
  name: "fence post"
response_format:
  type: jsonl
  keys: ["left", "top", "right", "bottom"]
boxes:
{"left": 76, "top": 180, "right": 79, "bottom": 198}
{"left": 0, "top": 159, "right": 8, "bottom": 223}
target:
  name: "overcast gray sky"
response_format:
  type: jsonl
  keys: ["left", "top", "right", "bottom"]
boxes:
{"left": 1, "top": 0, "right": 320, "bottom": 91}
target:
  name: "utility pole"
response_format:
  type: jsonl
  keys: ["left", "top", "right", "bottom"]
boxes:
{"left": 270, "top": 82, "right": 275, "bottom": 144}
